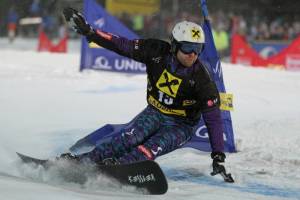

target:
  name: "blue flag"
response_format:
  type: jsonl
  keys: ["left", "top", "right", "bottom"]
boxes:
{"left": 73, "top": 0, "right": 236, "bottom": 154}
{"left": 182, "top": 0, "right": 235, "bottom": 152}
{"left": 80, "top": 0, "right": 146, "bottom": 73}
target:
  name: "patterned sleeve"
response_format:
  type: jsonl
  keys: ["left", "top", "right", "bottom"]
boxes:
{"left": 86, "top": 30, "right": 169, "bottom": 64}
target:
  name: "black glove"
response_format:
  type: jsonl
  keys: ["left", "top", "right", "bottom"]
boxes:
{"left": 211, "top": 152, "right": 226, "bottom": 174}
{"left": 63, "top": 7, "right": 94, "bottom": 36}
{"left": 210, "top": 152, "right": 234, "bottom": 183}
{"left": 211, "top": 152, "right": 226, "bottom": 163}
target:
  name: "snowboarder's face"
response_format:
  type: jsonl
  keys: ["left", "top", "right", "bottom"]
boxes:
{"left": 176, "top": 50, "right": 198, "bottom": 67}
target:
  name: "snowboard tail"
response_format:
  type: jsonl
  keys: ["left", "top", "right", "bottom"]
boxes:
{"left": 16, "top": 152, "right": 49, "bottom": 165}
{"left": 16, "top": 152, "right": 168, "bottom": 194}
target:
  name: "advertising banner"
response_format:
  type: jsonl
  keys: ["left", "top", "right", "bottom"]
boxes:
{"left": 231, "top": 34, "right": 300, "bottom": 71}
{"left": 251, "top": 41, "right": 287, "bottom": 59}
{"left": 106, "top": 0, "right": 160, "bottom": 15}
{"left": 80, "top": 0, "right": 146, "bottom": 73}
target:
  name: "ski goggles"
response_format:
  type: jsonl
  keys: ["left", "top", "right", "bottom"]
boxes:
{"left": 179, "top": 42, "right": 204, "bottom": 55}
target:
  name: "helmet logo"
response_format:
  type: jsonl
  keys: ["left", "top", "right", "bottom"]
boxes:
{"left": 191, "top": 28, "right": 201, "bottom": 40}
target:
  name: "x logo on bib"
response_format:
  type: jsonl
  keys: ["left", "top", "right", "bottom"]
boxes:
{"left": 156, "top": 70, "right": 182, "bottom": 98}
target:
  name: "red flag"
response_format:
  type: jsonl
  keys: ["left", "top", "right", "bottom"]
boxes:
{"left": 37, "top": 31, "right": 68, "bottom": 53}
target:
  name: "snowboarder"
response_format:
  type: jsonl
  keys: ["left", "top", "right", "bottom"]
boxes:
{"left": 61, "top": 8, "right": 228, "bottom": 174}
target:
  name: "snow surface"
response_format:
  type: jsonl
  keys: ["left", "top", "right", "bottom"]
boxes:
{"left": 1, "top": 38, "right": 300, "bottom": 200}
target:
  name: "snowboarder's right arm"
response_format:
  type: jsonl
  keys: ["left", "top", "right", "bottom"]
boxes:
{"left": 63, "top": 7, "right": 169, "bottom": 64}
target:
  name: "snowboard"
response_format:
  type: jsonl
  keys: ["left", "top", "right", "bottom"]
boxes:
{"left": 16, "top": 152, "right": 168, "bottom": 194}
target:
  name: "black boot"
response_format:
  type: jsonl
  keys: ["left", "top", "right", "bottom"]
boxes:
{"left": 57, "top": 152, "right": 80, "bottom": 162}
{"left": 101, "top": 157, "right": 120, "bottom": 165}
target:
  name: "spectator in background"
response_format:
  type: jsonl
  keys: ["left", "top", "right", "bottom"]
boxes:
{"left": 144, "top": 14, "right": 160, "bottom": 38}
{"left": 7, "top": 7, "right": 19, "bottom": 43}
{"left": 292, "top": 21, "right": 300, "bottom": 39}
{"left": 119, "top": 12, "right": 132, "bottom": 30}
{"left": 213, "top": 23, "right": 229, "bottom": 58}
{"left": 58, "top": 16, "right": 68, "bottom": 39}
{"left": 29, "top": 0, "right": 41, "bottom": 17}
{"left": 132, "top": 14, "right": 144, "bottom": 36}
{"left": 42, "top": 11, "right": 56, "bottom": 38}
{"left": 256, "top": 22, "right": 270, "bottom": 41}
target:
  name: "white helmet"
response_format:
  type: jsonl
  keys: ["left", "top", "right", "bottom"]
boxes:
{"left": 171, "top": 21, "right": 205, "bottom": 54}
{"left": 172, "top": 21, "right": 205, "bottom": 43}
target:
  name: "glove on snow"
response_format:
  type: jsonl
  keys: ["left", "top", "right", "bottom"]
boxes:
{"left": 211, "top": 152, "right": 226, "bottom": 174}
{"left": 210, "top": 152, "right": 234, "bottom": 182}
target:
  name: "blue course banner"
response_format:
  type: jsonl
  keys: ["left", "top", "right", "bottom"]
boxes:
{"left": 80, "top": 0, "right": 146, "bottom": 73}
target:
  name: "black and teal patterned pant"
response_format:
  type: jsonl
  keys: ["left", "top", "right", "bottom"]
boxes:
{"left": 82, "top": 106, "right": 194, "bottom": 164}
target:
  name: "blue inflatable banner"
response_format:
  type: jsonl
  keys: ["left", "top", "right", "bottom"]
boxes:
{"left": 80, "top": 0, "right": 146, "bottom": 73}
{"left": 72, "top": 0, "right": 236, "bottom": 154}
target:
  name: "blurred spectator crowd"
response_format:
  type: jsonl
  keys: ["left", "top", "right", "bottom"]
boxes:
{"left": 119, "top": 9, "right": 300, "bottom": 42}
{"left": 2, "top": 0, "right": 300, "bottom": 57}
{"left": 117, "top": 9, "right": 300, "bottom": 57}
{"left": 4, "top": 0, "right": 67, "bottom": 42}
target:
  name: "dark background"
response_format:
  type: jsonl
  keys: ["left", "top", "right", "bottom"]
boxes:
{"left": 1, "top": 0, "right": 299, "bottom": 40}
